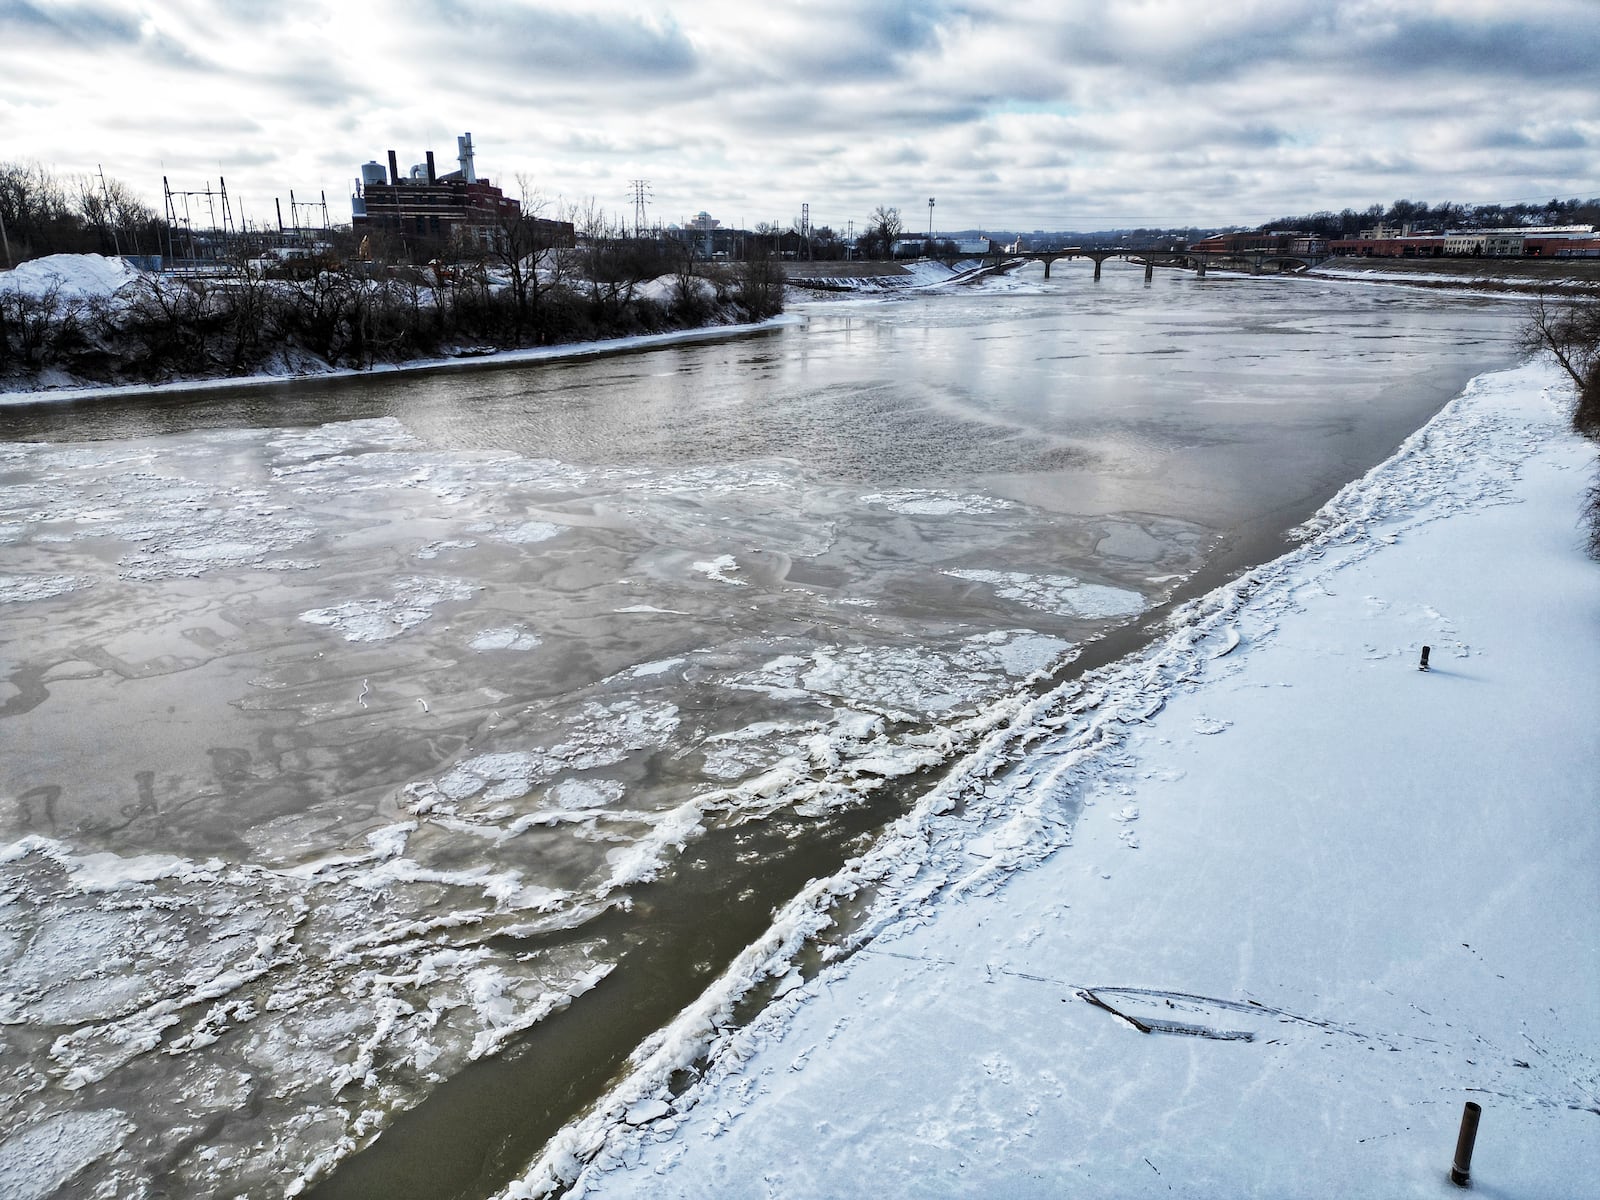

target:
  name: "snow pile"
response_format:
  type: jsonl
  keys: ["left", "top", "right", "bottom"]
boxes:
{"left": 504, "top": 357, "right": 1600, "bottom": 1198}
{"left": 0, "top": 253, "right": 139, "bottom": 300}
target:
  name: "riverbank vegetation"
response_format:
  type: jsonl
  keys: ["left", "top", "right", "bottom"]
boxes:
{"left": 1, "top": 159, "right": 783, "bottom": 391}
{"left": 1523, "top": 291, "right": 1600, "bottom": 552}
{"left": 0, "top": 246, "right": 784, "bottom": 391}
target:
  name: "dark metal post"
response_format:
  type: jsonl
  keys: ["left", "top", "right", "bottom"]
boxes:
{"left": 1450, "top": 1101, "right": 1481, "bottom": 1186}
{"left": 1419, "top": 645, "right": 1432, "bottom": 671}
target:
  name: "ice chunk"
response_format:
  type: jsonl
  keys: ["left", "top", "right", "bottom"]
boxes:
{"left": 945, "top": 569, "right": 1146, "bottom": 619}
{"left": 0, "top": 1110, "right": 131, "bottom": 1200}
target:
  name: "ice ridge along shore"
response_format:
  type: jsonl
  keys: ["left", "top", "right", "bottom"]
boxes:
{"left": 504, "top": 356, "right": 1599, "bottom": 1199}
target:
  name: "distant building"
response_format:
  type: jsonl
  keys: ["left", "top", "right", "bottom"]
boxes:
{"left": 1188, "top": 231, "right": 1323, "bottom": 255}
{"left": 1331, "top": 225, "right": 1600, "bottom": 258}
{"left": 1327, "top": 235, "right": 1447, "bottom": 257}
{"left": 351, "top": 133, "right": 571, "bottom": 254}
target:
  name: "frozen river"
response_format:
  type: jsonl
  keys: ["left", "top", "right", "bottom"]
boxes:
{"left": 0, "top": 264, "right": 1524, "bottom": 1198}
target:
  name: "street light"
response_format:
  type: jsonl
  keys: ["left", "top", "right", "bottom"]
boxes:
{"left": 928, "top": 196, "right": 935, "bottom": 237}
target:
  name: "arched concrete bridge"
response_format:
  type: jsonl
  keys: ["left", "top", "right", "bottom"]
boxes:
{"left": 1003, "top": 247, "right": 1333, "bottom": 280}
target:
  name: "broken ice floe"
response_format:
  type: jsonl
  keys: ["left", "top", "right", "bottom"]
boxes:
{"left": 0, "top": 832, "right": 620, "bottom": 1198}
{"left": 0, "top": 1109, "right": 132, "bottom": 1200}
{"left": 265, "top": 418, "right": 421, "bottom": 463}
{"left": 469, "top": 627, "right": 542, "bottom": 652}
{"left": 860, "top": 489, "right": 1017, "bottom": 516}
{"left": 730, "top": 632, "right": 1075, "bottom": 719}
{"left": 0, "top": 573, "right": 90, "bottom": 604}
{"left": 299, "top": 576, "right": 479, "bottom": 642}
{"left": 692, "top": 554, "right": 745, "bottom": 586}
{"left": 471, "top": 519, "right": 565, "bottom": 545}
{"left": 944, "top": 569, "right": 1146, "bottom": 619}
{"left": 415, "top": 538, "right": 479, "bottom": 560}
{"left": 430, "top": 700, "right": 682, "bottom": 805}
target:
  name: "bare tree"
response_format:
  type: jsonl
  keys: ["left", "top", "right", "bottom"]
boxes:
{"left": 736, "top": 245, "right": 784, "bottom": 319}
{"left": 864, "top": 205, "right": 903, "bottom": 259}
{"left": 0, "top": 161, "right": 77, "bottom": 260}
{"left": 71, "top": 172, "right": 157, "bottom": 257}
{"left": 1523, "top": 290, "right": 1600, "bottom": 557}
{"left": 1522, "top": 291, "right": 1600, "bottom": 437}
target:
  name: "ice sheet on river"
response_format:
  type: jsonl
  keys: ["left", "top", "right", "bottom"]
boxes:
{"left": 0, "top": 412, "right": 1190, "bottom": 1195}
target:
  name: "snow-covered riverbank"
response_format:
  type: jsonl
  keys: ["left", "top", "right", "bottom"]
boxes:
{"left": 0, "top": 253, "right": 798, "bottom": 404}
{"left": 510, "top": 356, "right": 1599, "bottom": 1199}
{"left": 0, "top": 312, "right": 798, "bottom": 408}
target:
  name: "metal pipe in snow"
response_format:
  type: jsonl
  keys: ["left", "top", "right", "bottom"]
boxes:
{"left": 1450, "top": 1101, "right": 1481, "bottom": 1187}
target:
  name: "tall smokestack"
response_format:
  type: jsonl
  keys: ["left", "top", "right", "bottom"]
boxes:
{"left": 387, "top": 150, "right": 399, "bottom": 185}
{"left": 425, "top": 151, "right": 436, "bottom": 184}
{"left": 457, "top": 133, "right": 477, "bottom": 184}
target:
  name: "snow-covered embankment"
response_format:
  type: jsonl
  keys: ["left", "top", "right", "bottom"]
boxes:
{"left": 508, "top": 356, "right": 1600, "bottom": 1198}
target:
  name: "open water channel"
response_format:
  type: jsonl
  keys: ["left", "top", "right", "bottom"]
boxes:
{"left": 0, "top": 263, "right": 1524, "bottom": 1198}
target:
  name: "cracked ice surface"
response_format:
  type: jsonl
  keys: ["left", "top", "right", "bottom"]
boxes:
{"left": 0, "top": 410, "right": 1194, "bottom": 1196}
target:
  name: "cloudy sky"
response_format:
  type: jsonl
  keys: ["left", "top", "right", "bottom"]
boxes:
{"left": 2, "top": 0, "right": 1596, "bottom": 235}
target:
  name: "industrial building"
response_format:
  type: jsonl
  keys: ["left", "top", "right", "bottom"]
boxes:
{"left": 351, "top": 133, "right": 571, "bottom": 254}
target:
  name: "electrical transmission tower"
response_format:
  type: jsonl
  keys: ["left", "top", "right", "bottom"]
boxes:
{"left": 163, "top": 176, "right": 237, "bottom": 265}
{"left": 629, "top": 179, "right": 652, "bottom": 238}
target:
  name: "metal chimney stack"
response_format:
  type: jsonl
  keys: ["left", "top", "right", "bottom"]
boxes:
{"left": 457, "top": 133, "right": 477, "bottom": 184}
{"left": 387, "top": 150, "right": 399, "bottom": 185}
{"left": 425, "top": 151, "right": 436, "bottom": 184}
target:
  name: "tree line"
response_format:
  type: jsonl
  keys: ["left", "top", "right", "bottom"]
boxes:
{"left": 0, "top": 161, "right": 164, "bottom": 265}
{"left": 0, "top": 159, "right": 785, "bottom": 386}
{"left": 0, "top": 244, "right": 784, "bottom": 387}
{"left": 1259, "top": 196, "right": 1600, "bottom": 238}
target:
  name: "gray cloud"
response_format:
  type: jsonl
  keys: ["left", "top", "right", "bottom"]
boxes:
{"left": 0, "top": 0, "right": 139, "bottom": 42}
{"left": 766, "top": 0, "right": 971, "bottom": 82}
{"left": 405, "top": 1, "right": 698, "bottom": 79}
{"left": 1349, "top": 13, "right": 1600, "bottom": 81}
{"left": 0, "top": 0, "right": 219, "bottom": 71}
{"left": 1035, "top": 3, "right": 1600, "bottom": 89}
{"left": 2, "top": 1, "right": 1595, "bottom": 232}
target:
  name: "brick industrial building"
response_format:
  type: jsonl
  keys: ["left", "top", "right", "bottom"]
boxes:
{"left": 351, "top": 133, "right": 572, "bottom": 254}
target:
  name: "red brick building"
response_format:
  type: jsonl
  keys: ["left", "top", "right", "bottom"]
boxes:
{"left": 351, "top": 133, "right": 571, "bottom": 254}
